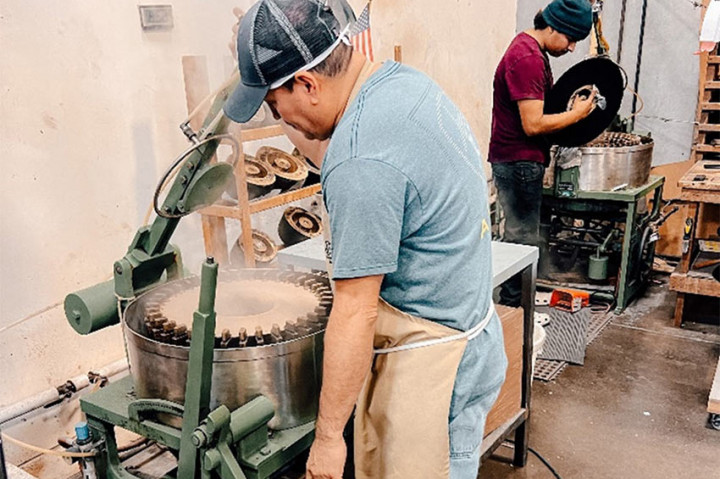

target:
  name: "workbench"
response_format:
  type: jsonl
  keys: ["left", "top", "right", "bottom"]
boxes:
{"left": 277, "top": 238, "right": 539, "bottom": 467}
{"left": 669, "top": 160, "right": 720, "bottom": 326}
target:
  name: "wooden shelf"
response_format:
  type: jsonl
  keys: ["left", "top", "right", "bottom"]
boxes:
{"left": 239, "top": 124, "right": 284, "bottom": 142}
{"left": 694, "top": 144, "right": 720, "bottom": 154}
{"left": 700, "top": 102, "right": 720, "bottom": 111}
{"left": 698, "top": 123, "right": 720, "bottom": 132}
{"left": 669, "top": 271, "right": 720, "bottom": 297}
{"left": 200, "top": 184, "right": 321, "bottom": 219}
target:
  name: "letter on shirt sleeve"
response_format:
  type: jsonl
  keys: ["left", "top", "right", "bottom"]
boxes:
{"left": 322, "top": 158, "right": 407, "bottom": 279}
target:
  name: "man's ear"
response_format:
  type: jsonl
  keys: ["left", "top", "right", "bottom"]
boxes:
{"left": 294, "top": 71, "right": 321, "bottom": 105}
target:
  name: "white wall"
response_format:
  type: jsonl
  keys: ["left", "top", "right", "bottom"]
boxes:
{"left": 0, "top": 0, "right": 516, "bottom": 411}
{"left": 0, "top": 0, "right": 255, "bottom": 407}
{"left": 348, "top": 0, "right": 518, "bottom": 158}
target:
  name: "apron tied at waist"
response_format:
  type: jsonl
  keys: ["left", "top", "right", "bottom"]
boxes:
{"left": 354, "top": 299, "right": 497, "bottom": 479}
{"left": 373, "top": 301, "right": 496, "bottom": 355}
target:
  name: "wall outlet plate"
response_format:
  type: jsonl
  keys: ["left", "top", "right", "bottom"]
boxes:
{"left": 138, "top": 5, "right": 173, "bottom": 31}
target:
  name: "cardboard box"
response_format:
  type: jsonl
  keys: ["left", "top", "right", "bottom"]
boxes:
{"left": 484, "top": 304, "right": 524, "bottom": 436}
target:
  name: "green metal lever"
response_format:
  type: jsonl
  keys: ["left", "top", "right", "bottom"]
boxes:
{"left": 176, "top": 257, "right": 219, "bottom": 479}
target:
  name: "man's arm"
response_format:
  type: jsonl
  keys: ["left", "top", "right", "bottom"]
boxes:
{"left": 518, "top": 92, "right": 596, "bottom": 136}
{"left": 306, "top": 274, "right": 383, "bottom": 479}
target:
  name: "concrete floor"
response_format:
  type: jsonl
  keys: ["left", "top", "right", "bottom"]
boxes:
{"left": 480, "top": 279, "right": 720, "bottom": 479}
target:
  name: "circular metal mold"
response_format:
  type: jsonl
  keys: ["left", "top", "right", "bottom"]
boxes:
{"left": 230, "top": 229, "right": 279, "bottom": 266}
{"left": 585, "top": 131, "right": 648, "bottom": 148}
{"left": 123, "top": 268, "right": 333, "bottom": 430}
{"left": 549, "top": 135, "right": 654, "bottom": 191}
{"left": 278, "top": 206, "right": 323, "bottom": 246}
{"left": 256, "top": 146, "right": 308, "bottom": 191}
{"left": 545, "top": 56, "right": 625, "bottom": 147}
{"left": 226, "top": 155, "right": 277, "bottom": 200}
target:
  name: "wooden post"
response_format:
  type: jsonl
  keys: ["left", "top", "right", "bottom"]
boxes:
{"left": 394, "top": 45, "right": 402, "bottom": 63}
{"left": 234, "top": 140, "right": 256, "bottom": 268}
{"left": 182, "top": 55, "right": 229, "bottom": 265}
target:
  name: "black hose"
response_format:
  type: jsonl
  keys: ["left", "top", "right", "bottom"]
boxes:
{"left": 0, "top": 430, "right": 7, "bottom": 479}
{"left": 502, "top": 440, "right": 563, "bottom": 479}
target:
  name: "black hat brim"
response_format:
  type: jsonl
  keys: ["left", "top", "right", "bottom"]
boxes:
{"left": 224, "top": 81, "right": 270, "bottom": 124}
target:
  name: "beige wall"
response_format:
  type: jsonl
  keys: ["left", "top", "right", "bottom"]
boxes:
{"left": 0, "top": 0, "right": 515, "bottom": 408}
{"left": 348, "top": 0, "right": 517, "bottom": 158}
{"left": 0, "top": 0, "right": 254, "bottom": 406}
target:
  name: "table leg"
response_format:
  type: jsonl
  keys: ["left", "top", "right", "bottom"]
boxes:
{"left": 614, "top": 200, "right": 637, "bottom": 314}
{"left": 673, "top": 292, "right": 686, "bottom": 327}
{"left": 513, "top": 261, "right": 537, "bottom": 467}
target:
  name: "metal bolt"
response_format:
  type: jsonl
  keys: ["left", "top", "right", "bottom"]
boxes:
{"left": 220, "top": 329, "right": 232, "bottom": 348}
{"left": 271, "top": 324, "right": 283, "bottom": 342}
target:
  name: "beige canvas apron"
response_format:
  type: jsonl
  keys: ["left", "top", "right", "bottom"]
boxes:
{"left": 319, "top": 59, "right": 495, "bottom": 478}
{"left": 354, "top": 300, "right": 493, "bottom": 479}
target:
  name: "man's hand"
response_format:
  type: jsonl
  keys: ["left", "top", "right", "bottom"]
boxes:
{"left": 306, "top": 434, "right": 347, "bottom": 479}
{"left": 570, "top": 88, "right": 597, "bottom": 120}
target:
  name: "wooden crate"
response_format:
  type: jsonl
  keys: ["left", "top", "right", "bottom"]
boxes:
{"left": 709, "top": 356, "right": 720, "bottom": 415}
{"left": 484, "top": 304, "right": 523, "bottom": 436}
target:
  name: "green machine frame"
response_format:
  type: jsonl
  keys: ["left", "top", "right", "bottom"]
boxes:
{"left": 542, "top": 175, "right": 665, "bottom": 314}
{"left": 64, "top": 78, "right": 314, "bottom": 478}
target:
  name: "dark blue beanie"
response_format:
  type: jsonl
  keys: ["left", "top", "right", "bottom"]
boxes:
{"left": 542, "top": 0, "right": 593, "bottom": 41}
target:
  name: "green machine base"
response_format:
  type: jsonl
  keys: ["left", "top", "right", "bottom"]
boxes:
{"left": 81, "top": 376, "right": 315, "bottom": 479}
{"left": 541, "top": 175, "right": 665, "bottom": 314}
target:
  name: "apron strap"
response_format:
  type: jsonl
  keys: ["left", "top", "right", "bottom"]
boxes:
{"left": 374, "top": 303, "right": 496, "bottom": 355}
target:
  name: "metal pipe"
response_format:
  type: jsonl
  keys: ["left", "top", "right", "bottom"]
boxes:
{"left": 560, "top": 226, "right": 607, "bottom": 235}
{"left": 553, "top": 238, "right": 602, "bottom": 248}
{"left": 616, "top": 0, "right": 628, "bottom": 64}
{"left": 595, "top": 229, "right": 618, "bottom": 258}
{"left": 0, "top": 358, "right": 128, "bottom": 426}
{"left": 630, "top": 0, "right": 649, "bottom": 131}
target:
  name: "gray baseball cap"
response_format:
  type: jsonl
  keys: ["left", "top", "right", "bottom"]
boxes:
{"left": 224, "top": 0, "right": 345, "bottom": 123}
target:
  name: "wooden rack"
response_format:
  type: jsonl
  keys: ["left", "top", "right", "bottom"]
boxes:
{"left": 198, "top": 124, "right": 321, "bottom": 267}
{"left": 692, "top": 2, "right": 720, "bottom": 162}
{"left": 669, "top": 160, "right": 720, "bottom": 326}
{"left": 181, "top": 56, "right": 319, "bottom": 268}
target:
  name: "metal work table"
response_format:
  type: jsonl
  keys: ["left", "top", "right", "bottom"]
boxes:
{"left": 278, "top": 238, "right": 539, "bottom": 467}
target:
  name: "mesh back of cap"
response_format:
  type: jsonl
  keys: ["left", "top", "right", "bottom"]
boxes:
{"left": 252, "top": 0, "right": 341, "bottom": 86}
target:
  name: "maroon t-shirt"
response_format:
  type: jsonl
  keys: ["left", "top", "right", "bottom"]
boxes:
{"left": 488, "top": 32, "right": 553, "bottom": 164}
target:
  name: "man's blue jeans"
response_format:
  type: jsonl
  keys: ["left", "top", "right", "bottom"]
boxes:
{"left": 491, "top": 161, "right": 545, "bottom": 307}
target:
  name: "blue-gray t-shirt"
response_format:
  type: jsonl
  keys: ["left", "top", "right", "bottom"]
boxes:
{"left": 321, "top": 61, "right": 507, "bottom": 456}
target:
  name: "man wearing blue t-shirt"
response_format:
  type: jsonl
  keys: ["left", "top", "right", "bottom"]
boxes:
{"left": 225, "top": 1, "right": 506, "bottom": 478}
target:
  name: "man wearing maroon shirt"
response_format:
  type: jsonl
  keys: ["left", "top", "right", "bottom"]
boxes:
{"left": 489, "top": 0, "right": 596, "bottom": 306}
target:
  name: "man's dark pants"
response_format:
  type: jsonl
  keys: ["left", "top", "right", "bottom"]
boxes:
{"left": 491, "top": 161, "right": 545, "bottom": 307}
